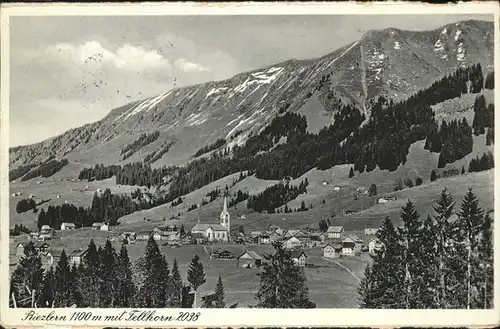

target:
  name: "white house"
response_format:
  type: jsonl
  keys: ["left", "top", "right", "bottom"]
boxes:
{"left": 341, "top": 237, "right": 357, "bottom": 256}
{"left": 378, "top": 195, "right": 397, "bottom": 204}
{"left": 327, "top": 226, "right": 344, "bottom": 239}
{"left": 91, "top": 223, "right": 108, "bottom": 231}
{"left": 367, "top": 236, "right": 383, "bottom": 254}
{"left": 61, "top": 222, "right": 76, "bottom": 230}
{"left": 291, "top": 250, "right": 307, "bottom": 267}
{"left": 322, "top": 244, "right": 342, "bottom": 258}
{"left": 333, "top": 186, "right": 341, "bottom": 192}
{"left": 40, "top": 225, "right": 52, "bottom": 233}
{"left": 284, "top": 236, "right": 302, "bottom": 250}
{"left": 364, "top": 228, "right": 378, "bottom": 236}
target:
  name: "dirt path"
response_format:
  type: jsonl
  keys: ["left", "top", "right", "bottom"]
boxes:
{"left": 321, "top": 256, "right": 361, "bottom": 283}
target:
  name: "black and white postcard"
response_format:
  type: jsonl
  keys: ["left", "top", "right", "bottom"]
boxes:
{"left": 1, "top": 2, "right": 499, "bottom": 327}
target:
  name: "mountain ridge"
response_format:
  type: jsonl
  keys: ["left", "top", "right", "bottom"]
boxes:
{"left": 9, "top": 19, "right": 494, "bottom": 172}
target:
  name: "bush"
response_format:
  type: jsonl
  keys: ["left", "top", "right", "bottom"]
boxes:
{"left": 415, "top": 177, "right": 423, "bottom": 186}
{"left": 16, "top": 198, "right": 37, "bottom": 214}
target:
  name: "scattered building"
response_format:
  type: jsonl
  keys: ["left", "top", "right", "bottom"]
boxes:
{"left": 378, "top": 195, "right": 397, "bottom": 204}
{"left": 258, "top": 234, "right": 271, "bottom": 244}
{"left": 356, "top": 187, "right": 368, "bottom": 195}
{"left": 136, "top": 231, "right": 151, "bottom": 241}
{"left": 211, "top": 249, "right": 234, "bottom": 259}
{"left": 40, "top": 225, "right": 52, "bottom": 233}
{"left": 322, "top": 243, "right": 342, "bottom": 258}
{"left": 61, "top": 222, "right": 76, "bottom": 230}
{"left": 91, "top": 222, "right": 109, "bottom": 231}
{"left": 69, "top": 249, "right": 88, "bottom": 266}
{"left": 364, "top": 228, "right": 378, "bottom": 236}
{"left": 310, "top": 232, "right": 327, "bottom": 243}
{"left": 327, "top": 226, "right": 345, "bottom": 239}
{"left": 366, "top": 236, "right": 383, "bottom": 254}
{"left": 236, "top": 251, "right": 263, "bottom": 268}
{"left": 341, "top": 237, "right": 357, "bottom": 256}
{"left": 291, "top": 250, "right": 307, "bottom": 267}
{"left": 333, "top": 186, "right": 341, "bottom": 191}
{"left": 284, "top": 236, "right": 302, "bottom": 250}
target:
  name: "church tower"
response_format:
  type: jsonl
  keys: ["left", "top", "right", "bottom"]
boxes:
{"left": 220, "top": 196, "right": 230, "bottom": 236}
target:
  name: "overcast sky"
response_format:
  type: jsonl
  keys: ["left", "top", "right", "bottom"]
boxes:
{"left": 9, "top": 14, "right": 493, "bottom": 147}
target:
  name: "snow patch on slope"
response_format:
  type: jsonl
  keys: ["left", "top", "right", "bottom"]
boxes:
{"left": 394, "top": 41, "right": 401, "bottom": 50}
{"left": 233, "top": 67, "right": 284, "bottom": 94}
{"left": 116, "top": 91, "right": 172, "bottom": 122}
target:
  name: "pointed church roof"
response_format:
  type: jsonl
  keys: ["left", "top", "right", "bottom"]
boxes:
{"left": 222, "top": 196, "right": 228, "bottom": 214}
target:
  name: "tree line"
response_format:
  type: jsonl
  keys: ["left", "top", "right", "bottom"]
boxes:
{"left": 21, "top": 159, "right": 69, "bottom": 182}
{"left": 9, "top": 163, "right": 38, "bottom": 181}
{"left": 247, "top": 178, "right": 309, "bottom": 213}
{"left": 468, "top": 152, "right": 494, "bottom": 173}
{"left": 144, "top": 140, "right": 175, "bottom": 164}
{"left": 36, "top": 188, "right": 168, "bottom": 230}
{"left": 121, "top": 131, "right": 160, "bottom": 160}
{"left": 358, "top": 188, "right": 492, "bottom": 309}
{"left": 10, "top": 237, "right": 212, "bottom": 308}
{"left": 11, "top": 237, "right": 315, "bottom": 308}
{"left": 193, "top": 138, "right": 226, "bottom": 158}
{"left": 16, "top": 198, "right": 37, "bottom": 214}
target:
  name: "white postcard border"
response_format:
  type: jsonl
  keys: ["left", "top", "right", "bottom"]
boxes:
{"left": 1, "top": 1, "right": 499, "bottom": 327}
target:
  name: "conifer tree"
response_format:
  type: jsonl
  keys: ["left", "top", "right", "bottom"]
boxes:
{"left": 10, "top": 241, "right": 44, "bottom": 307}
{"left": 79, "top": 240, "right": 101, "bottom": 307}
{"left": 430, "top": 170, "right": 437, "bottom": 182}
{"left": 456, "top": 188, "right": 485, "bottom": 309}
{"left": 114, "top": 244, "right": 136, "bottom": 307}
{"left": 256, "top": 242, "right": 315, "bottom": 308}
{"left": 486, "top": 127, "right": 494, "bottom": 146}
{"left": 484, "top": 71, "right": 494, "bottom": 89}
{"left": 54, "top": 250, "right": 76, "bottom": 307}
{"left": 432, "top": 188, "right": 455, "bottom": 308}
{"left": 38, "top": 266, "right": 56, "bottom": 308}
{"left": 168, "top": 259, "right": 183, "bottom": 307}
{"left": 140, "top": 236, "right": 168, "bottom": 307}
{"left": 478, "top": 211, "right": 493, "bottom": 308}
{"left": 187, "top": 254, "right": 206, "bottom": 307}
{"left": 214, "top": 274, "right": 225, "bottom": 308}
{"left": 349, "top": 167, "right": 355, "bottom": 178}
{"left": 99, "top": 240, "right": 117, "bottom": 307}
{"left": 358, "top": 217, "right": 404, "bottom": 308}
{"left": 398, "top": 200, "right": 424, "bottom": 308}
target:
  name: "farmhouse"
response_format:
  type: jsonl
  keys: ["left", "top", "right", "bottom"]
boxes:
{"left": 378, "top": 195, "right": 397, "bottom": 204}
{"left": 40, "top": 225, "right": 52, "bottom": 233}
{"left": 341, "top": 237, "right": 357, "bottom": 256}
{"left": 61, "top": 222, "right": 76, "bottom": 230}
{"left": 310, "top": 232, "right": 327, "bottom": 243}
{"left": 16, "top": 243, "right": 25, "bottom": 258}
{"left": 35, "top": 242, "right": 50, "bottom": 253}
{"left": 69, "top": 249, "right": 88, "bottom": 266}
{"left": 327, "top": 226, "right": 344, "bottom": 239}
{"left": 291, "top": 250, "right": 307, "bottom": 267}
{"left": 284, "top": 236, "right": 302, "bottom": 250}
{"left": 268, "top": 231, "right": 282, "bottom": 243}
{"left": 190, "top": 197, "right": 230, "bottom": 242}
{"left": 322, "top": 244, "right": 342, "bottom": 258}
{"left": 136, "top": 231, "right": 151, "bottom": 241}
{"left": 91, "top": 223, "right": 109, "bottom": 231}
{"left": 366, "top": 236, "right": 383, "bottom": 254}
{"left": 211, "top": 249, "right": 234, "bottom": 259}
{"left": 258, "top": 234, "right": 271, "bottom": 244}
{"left": 236, "top": 251, "right": 263, "bottom": 268}
{"left": 38, "top": 233, "right": 53, "bottom": 241}
{"left": 364, "top": 228, "right": 378, "bottom": 236}
{"left": 284, "top": 229, "right": 301, "bottom": 238}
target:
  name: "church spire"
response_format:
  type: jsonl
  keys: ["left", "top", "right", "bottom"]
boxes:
{"left": 222, "top": 196, "right": 228, "bottom": 214}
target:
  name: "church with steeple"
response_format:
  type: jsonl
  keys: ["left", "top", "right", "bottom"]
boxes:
{"left": 190, "top": 196, "right": 231, "bottom": 242}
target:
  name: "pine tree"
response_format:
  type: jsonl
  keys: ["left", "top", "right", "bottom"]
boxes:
{"left": 256, "top": 242, "right": 315, "bottom": 308}
{"left": 54, "top": 250, "right": 76, "bottom": 307}
{"left": 478, "top": 211, "right": 493, "bottom": 308}
{"left": 10, "top": 241, "right": 44, "bottom": 307}
{"left": 140, "top": 236, "right": 168, "bottom": 307}
{"left": 349, "top": 167, "right": 355, "bottom": 178}
{"left": 209, "top": 275, "right": 226, "bottom": 308}
{"left": 99, "top": 240, "right": 117, "bottom": 307}
{"left": 358, "top": 217, "right": 404, "bottom": 308}
{"left": 398, "top": 200, "right": 424, "bottom": 308}
{"left": 461, "top": 166, "right": 466, "bottom": 174}
{"left": 456, "top": 188, "right": 485, "bottom": 309}
{"left": 114, "top": 244, "right": 136, "bottom": 307}
{"left": 168, "top": 259, "right": 183, "bottom": 307}
{"left": 180, "top": 224, "right": 186, "bottom": 237}
{"left": 484, "top": 71, "right": 494, "bottom": 89}
{"left": 37, "top": 266, "right": 56, "bottom": 308}
{"left": 430, "top": 170, "right": 437, "bottom": 182}
{"left": 79, "top": 240, "right": 101, "bottom": 307}
{"left": 368, "top": 184, "right": 377, "bottom": 196}
{"left": 432, "top": 188, "right": 455, "bottom": 308}
{"left": 486, "top": 127, "right": 494, "bottom": 146}
{"left": 187, "top": 254, "right": 206, "bottom": 307}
